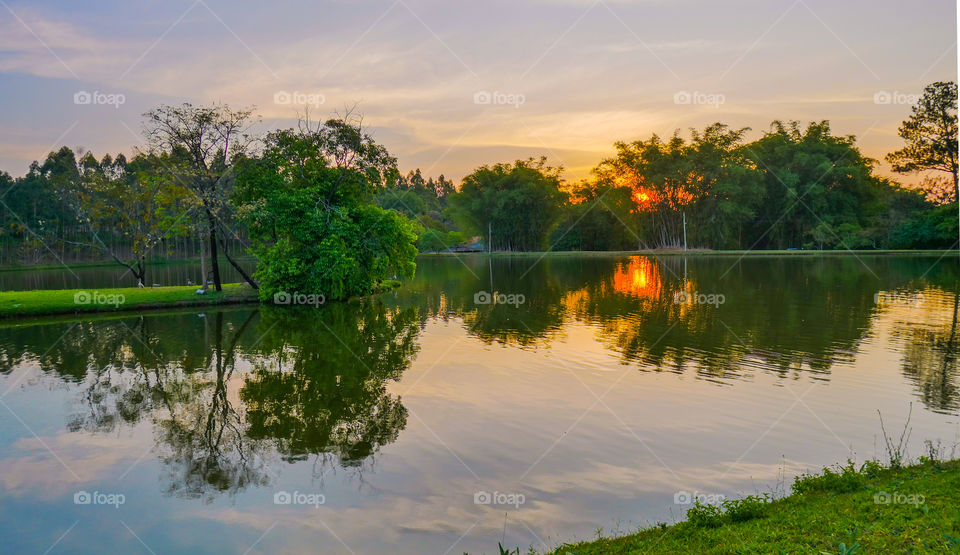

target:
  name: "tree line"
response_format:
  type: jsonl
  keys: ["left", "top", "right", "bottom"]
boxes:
{"left": 0, "top": 82, "right": 955, "bottom": 297}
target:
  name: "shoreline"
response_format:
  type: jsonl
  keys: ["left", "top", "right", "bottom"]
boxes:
{"left": 0, "top": 284, "right": 259, "bottom": 320}
{"left": 0, "top": 280, "right": 403, "bottom": 321}
{"left": 543, "top": 458, "right": 960, "bottom": 554}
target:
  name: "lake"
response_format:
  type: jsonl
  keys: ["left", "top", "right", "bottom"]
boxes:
{"left": 0, "top": 254, "right": 957, "bottom": 554}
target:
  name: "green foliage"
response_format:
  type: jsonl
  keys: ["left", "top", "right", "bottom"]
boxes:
{"left": 722, "top": 495, "right": 770, "bottom": 523}
{"left": 416, "top": 229, "right": 465, "bottom": 252}
{"left": 685, "top": 495, "right": 769, "bottom": 529}
{"left": 743, "top": 120, "right": 886, "bottom": 250}
{"left": 550, "top": 459, "right": 960, "bottom": 554}
{"left": 886, "top": 81, "right": 958, "bottom": 203}
{"left": 685, "top": 500, "right": 724, "bottom": 528}
{"left": 449, "top": 157, "right": 567, "bottom": 251}
{"left": 234, "top": 119, "right": 418, "bottom": 302}
{"left": 793, "top": 461, "right": 868, "bottom": 495}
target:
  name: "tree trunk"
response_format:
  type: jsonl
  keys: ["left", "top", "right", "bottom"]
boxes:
{"left": 217, "top": 232, "right": 258, "bottom": 289}
{"left": 199, "top": 231, "right": 208, "bottom": 290}
{"left": 207, "top": 211, "right": 222, "bottom": 291}
{"left": 953, "top": 171, "right": 958, "bottom": 204}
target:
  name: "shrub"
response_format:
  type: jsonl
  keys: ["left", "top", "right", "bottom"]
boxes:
{"left": 723, "top": 494, "right": 769, "bottom": 523}
{"left": 686, "top": 500, "right": 724, "bottom": 528}
{"left": 793, "top": 461, "right": 868, "bottom": 495}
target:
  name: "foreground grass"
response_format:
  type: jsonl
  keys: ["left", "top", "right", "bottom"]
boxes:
{"left": 0, "top": 283, "right": 257, "bottom": 318}
{"left": 546, "top": 459, "right": 960, "bottom": 554}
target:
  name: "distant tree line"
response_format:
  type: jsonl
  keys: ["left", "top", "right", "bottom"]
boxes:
{"left": 0, "top": 81, "right": 955, "bottom": 294}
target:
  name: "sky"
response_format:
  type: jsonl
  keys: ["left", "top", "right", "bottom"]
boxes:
{"left": 0, "top": 0, "right": 956, "bottom": 184}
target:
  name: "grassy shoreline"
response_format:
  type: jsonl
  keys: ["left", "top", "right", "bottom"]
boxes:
{"left": 541, "top": 459, "right": 960, "bottom": 554}
{"left": 0, "top": 280, "right": 403, "bottom": 320}
{"left": 0, "top": 284, "right": 259, "bottom": 319}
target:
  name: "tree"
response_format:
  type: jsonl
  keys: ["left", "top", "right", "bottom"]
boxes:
{"left": 59, "top": 151, "right": 191, "bottom": 285}
{"left": 886, "top": 81, "right": 959, "bottom": 203}
{"left": 590, "top": 124, "right": 763, "bottom": 249}
{"left": 448, "top": 157, "right": 567, "bottom": 251}
{"left": 234, "top": 116, "right": 418, "bottom": 301}
{"left": 744, "top": 121, "right": 885, "bottom": 249}
{"left": 142, "top": 103, "right": 259, "bottom": 290}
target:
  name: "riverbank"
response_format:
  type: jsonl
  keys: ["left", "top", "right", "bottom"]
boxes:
{"left": 421, "top": 249, "right": 960, "bottom": 258}
{"left": 545, "top": 458, "right": 960, "bottom": 554}
{"left": 0, "top": 280, "right": 403, "bottom": 319}
{"left": 0, "top": 284, "right": 259, "bottom": 319}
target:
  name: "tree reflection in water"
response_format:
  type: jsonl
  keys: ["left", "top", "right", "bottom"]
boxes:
{"left": 0, "top": 301, "right": 421, "bottom": 501}
{"left": 0, "top": 254, "right": 956, "bottom": 501}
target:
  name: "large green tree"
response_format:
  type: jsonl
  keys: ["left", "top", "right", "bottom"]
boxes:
{"left": 586, "top": 124, "right": 763, "bottom": 249}
{"left": 744, "top": 121, "right": 886, "bottom": 250}
{"left": 234, "top": 117, "right": 418, "bottom": 301}
{"left": 886, "top": 81, "right": 959, "bottom": 203}
{"left": 449, "top": 157, "right": 567, "bottom": 251}
{"left": 142, "top": 103, "right": 259, "bottom": 290}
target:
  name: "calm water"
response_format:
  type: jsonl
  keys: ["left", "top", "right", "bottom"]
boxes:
{"left": 0, "top": 254, "right": 957, "bottom": 554}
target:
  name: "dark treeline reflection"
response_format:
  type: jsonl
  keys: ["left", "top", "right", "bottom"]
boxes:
{"left": 0, "top": 301, "right": 420, "bottom": 501}
{"left": 399, "top": 254, "right": 959, "bottom": 400}
{"left": 0, "top": 255, "right": 957, "bottom": 498}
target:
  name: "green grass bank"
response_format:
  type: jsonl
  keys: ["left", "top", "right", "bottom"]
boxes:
{"left": 0, "top": 284, "right": 258, "bottom": 319}
{"left": 542, "top": 459, "right": 960, "bottom": 554}
{"left": 0, "top": 279, "right": 403, "bottom": 320}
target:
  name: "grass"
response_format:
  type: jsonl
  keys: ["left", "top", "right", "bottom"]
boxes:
{"left": 541, "top": 458, "right": 960, "bottom": 554}
{"left": 0, "top": 279, "right": 403, "bottom": 320}
{"left": 0, "top": 283, "right": 258, "bottom": 318}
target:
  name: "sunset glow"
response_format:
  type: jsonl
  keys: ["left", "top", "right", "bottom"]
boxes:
{"left": 612, "top": 257, "right": 661, "bottom": 298}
